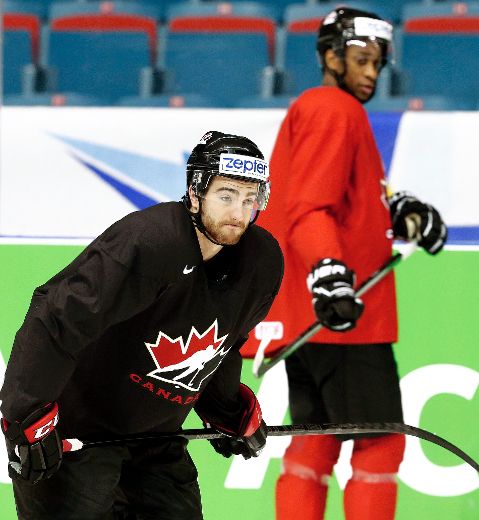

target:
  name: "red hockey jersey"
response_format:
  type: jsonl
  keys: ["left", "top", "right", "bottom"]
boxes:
{"left": 241, "top": 86, "right": 398, "bottom": 358}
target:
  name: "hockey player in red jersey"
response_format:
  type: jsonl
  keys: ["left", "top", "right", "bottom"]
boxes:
{"left": 258, "top": 8, "right": 447, "bottom": 520}
{"left": 0, "top": 131, "right": 283, "bottom": 519}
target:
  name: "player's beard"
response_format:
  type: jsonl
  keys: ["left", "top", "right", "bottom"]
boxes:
{"left": 201, "top": 210, "right": 248, "bottom": 245}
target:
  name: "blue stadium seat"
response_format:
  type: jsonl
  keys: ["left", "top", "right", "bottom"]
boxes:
{"left": 163, "top": 32, "right": 273, "bottom": 107}
{"left": 2, "top": 10, "right": 41, "bottom": 95}
{"left": 48, "top": 0, "right": 164, "bottom": 22}
{"left": 365, "top": 95, "right": 474, "bottom": 112}
{"left": 11, "top": 0, "right": 112, "bottom": 19}
{"left": 3, "top": 92, "right": 110, "bottom": 106}
{"left": 283, "top": 4, "right": 331, "bottom": 34}
{"left": 400, "top": 33, "right": 479, "bottom": 104}
{"left": 282, "top": 31, "right": 322, "bottom": 95}
{"left": 399, "top": 1, "right": 479, "bottom": 105}
{"left": 41, "top": 9, "right": 160, "bottom": 102}
{"left": 402, "top": 1, "right": 479, "bottom": 23}
{"left": 200, "top": 0, "right": 299, "bottom": 23}
{"left": 167, "top": 5, "right": 276, "bottom": 62}
{"left": 3, "top": 0, "right": 48, "bottom": 20}
{"left": 44, "top": 30, "right": 154, "bottom": 102}
{"left": 166, "top": 1, "right": 280, "bottom": 23}
{"left": 3, "top": 31, "right": 33, "bottom": 95}
{"left": 117, "top": 93, "right": 221, "bottom": 107}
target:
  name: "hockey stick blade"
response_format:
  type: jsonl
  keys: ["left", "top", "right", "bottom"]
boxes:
{"left": 268, "top": 422, "right": 479, "bottom": 473}
{"left": 63, "top": 420, "right": 478, "bottom": 472}
{"left": 255, "top": 242, "right": 418, "bottom": 377}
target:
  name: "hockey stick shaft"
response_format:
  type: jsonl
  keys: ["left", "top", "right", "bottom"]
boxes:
{"left": 63, "top": 420, "right": 479, "bottom": 472}
{"left": 254, "top": 242, "right": 417, "bottom": 377}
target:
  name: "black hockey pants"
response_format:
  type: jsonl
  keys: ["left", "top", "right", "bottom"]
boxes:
{"left": 12, "top": 437, "right": 203, "bottom": 520}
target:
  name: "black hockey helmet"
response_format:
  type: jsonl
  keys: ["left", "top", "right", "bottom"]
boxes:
{"left": 317, "top": 7, "right": 393, "bottom": 68}
{"left": 183, "top": 131, "right": 270, "bottom": 245}
{"left": 185, "top": 130, "right": 270, "bottom": 212}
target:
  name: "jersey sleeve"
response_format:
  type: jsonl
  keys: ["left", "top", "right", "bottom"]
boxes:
{"left": 282, "top": 99, "right": 358, "bottom": 270}
{"left": 240, "top": 274, "right": 283, "bottom": 339}
{"left": 239, "top": 233, "right": 284, "bottom": 338}
{"left": 0, "top": 225, "right": 166, "bottom": 422}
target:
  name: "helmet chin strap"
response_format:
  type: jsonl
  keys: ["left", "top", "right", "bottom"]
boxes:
{"left": 182, "top": 195, "right": 231, "bottom": 247}
{"left": 326, "top": 59, "right": 374, "bottom": 104}
{"left": 193, "top": 214, "right": 226, "bottom": 247}
{"left": 327, "top": 46, "right": 378, "bottom": 104}
{"left": 325, "top": 49, "right": 351, "bottom": 94}
{"left": 182, "top": 185, "right": 261, "bottom": 247}
{"left": 330, "top": 65, "right": 348, "bottom": 92}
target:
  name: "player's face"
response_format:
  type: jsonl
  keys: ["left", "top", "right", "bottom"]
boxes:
{"left": 343, "top": 40, "right": 383, "bottom": 102}
{"left": 200, "top": 176, "right": 259, "bottom": 245}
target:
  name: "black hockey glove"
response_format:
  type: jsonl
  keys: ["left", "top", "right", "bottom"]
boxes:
{"left": 198, "top": 384, "right": 267, "bottom": 460}
{"left": 1, "top": 402, "right": 62, "bottom": 484}
{"left": 307, "top": 258, "right": 364, "bottom": 332}
{"left": 389, "top": 191, "right": 447, "bottom": 255}
{"left": 210, "top": 420, "right": 268, "bottom": 460}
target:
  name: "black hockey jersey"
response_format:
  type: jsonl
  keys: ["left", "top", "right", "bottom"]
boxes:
{"left": 0, "top": 202, "right": 283, "bottom": 439}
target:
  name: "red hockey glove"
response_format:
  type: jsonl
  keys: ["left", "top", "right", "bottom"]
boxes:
{"left": 1, "top": 402, "right": 62, "bottom": 484}
{"left": 389, "top": 191, "right": 447, "bottom": 255}
{"left": 198, "top": 384, "right": 267, "bottom": 460}
{"left": 307, "top": 258, "right": 364, "bottom": 332}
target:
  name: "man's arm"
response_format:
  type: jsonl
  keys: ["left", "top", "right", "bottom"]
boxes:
{"left": 286, "top": 106, "right": 355, "bottom": 269}
{"left": 0, "top": 239, "right": 163, "bottom": 422}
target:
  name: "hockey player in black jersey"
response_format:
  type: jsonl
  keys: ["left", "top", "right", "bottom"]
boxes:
{"left": 0, "top": 131, "right": 283, "bottom": 519}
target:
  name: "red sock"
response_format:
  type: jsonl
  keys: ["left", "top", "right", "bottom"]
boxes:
{"left": 344, "top": 435, "right": 405, "bottom": 520}
{"left": 276, "top": 473, "right": 328, "bottom": 520}
{"left": 344, "top": 479, "right": 398, "bottom": 520}
{"left": 275, "top": 436, "right": 342, "bottom": 520}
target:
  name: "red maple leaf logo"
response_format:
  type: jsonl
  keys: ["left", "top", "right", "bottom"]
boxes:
{"left": 145, "top": 320, "right": 228, "bottom": 370}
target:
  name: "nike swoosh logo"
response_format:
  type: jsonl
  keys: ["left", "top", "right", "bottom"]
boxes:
{"left": 183, "top": 265, "right": 196, "bottom": 275}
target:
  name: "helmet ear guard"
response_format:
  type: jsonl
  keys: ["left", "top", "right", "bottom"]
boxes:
{"left": 189, "top": 169, "right": 206, "bottom": 199}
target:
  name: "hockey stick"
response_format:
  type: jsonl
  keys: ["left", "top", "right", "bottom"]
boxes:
{"left": 63, "top": 421, "right": 479, "bottom": 472}
{"left": 252, "top": 241, "right": 418, "bottom": 378}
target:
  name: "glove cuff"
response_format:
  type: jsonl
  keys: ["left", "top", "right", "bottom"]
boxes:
{"left": 196, "top": 384, "right": 263, "bottom": 438}
{"left": 237, "top": 383, "right": 262, "bottom": 437}
{"left": 2, "top": 402, "right": 59, "bottom": 444}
